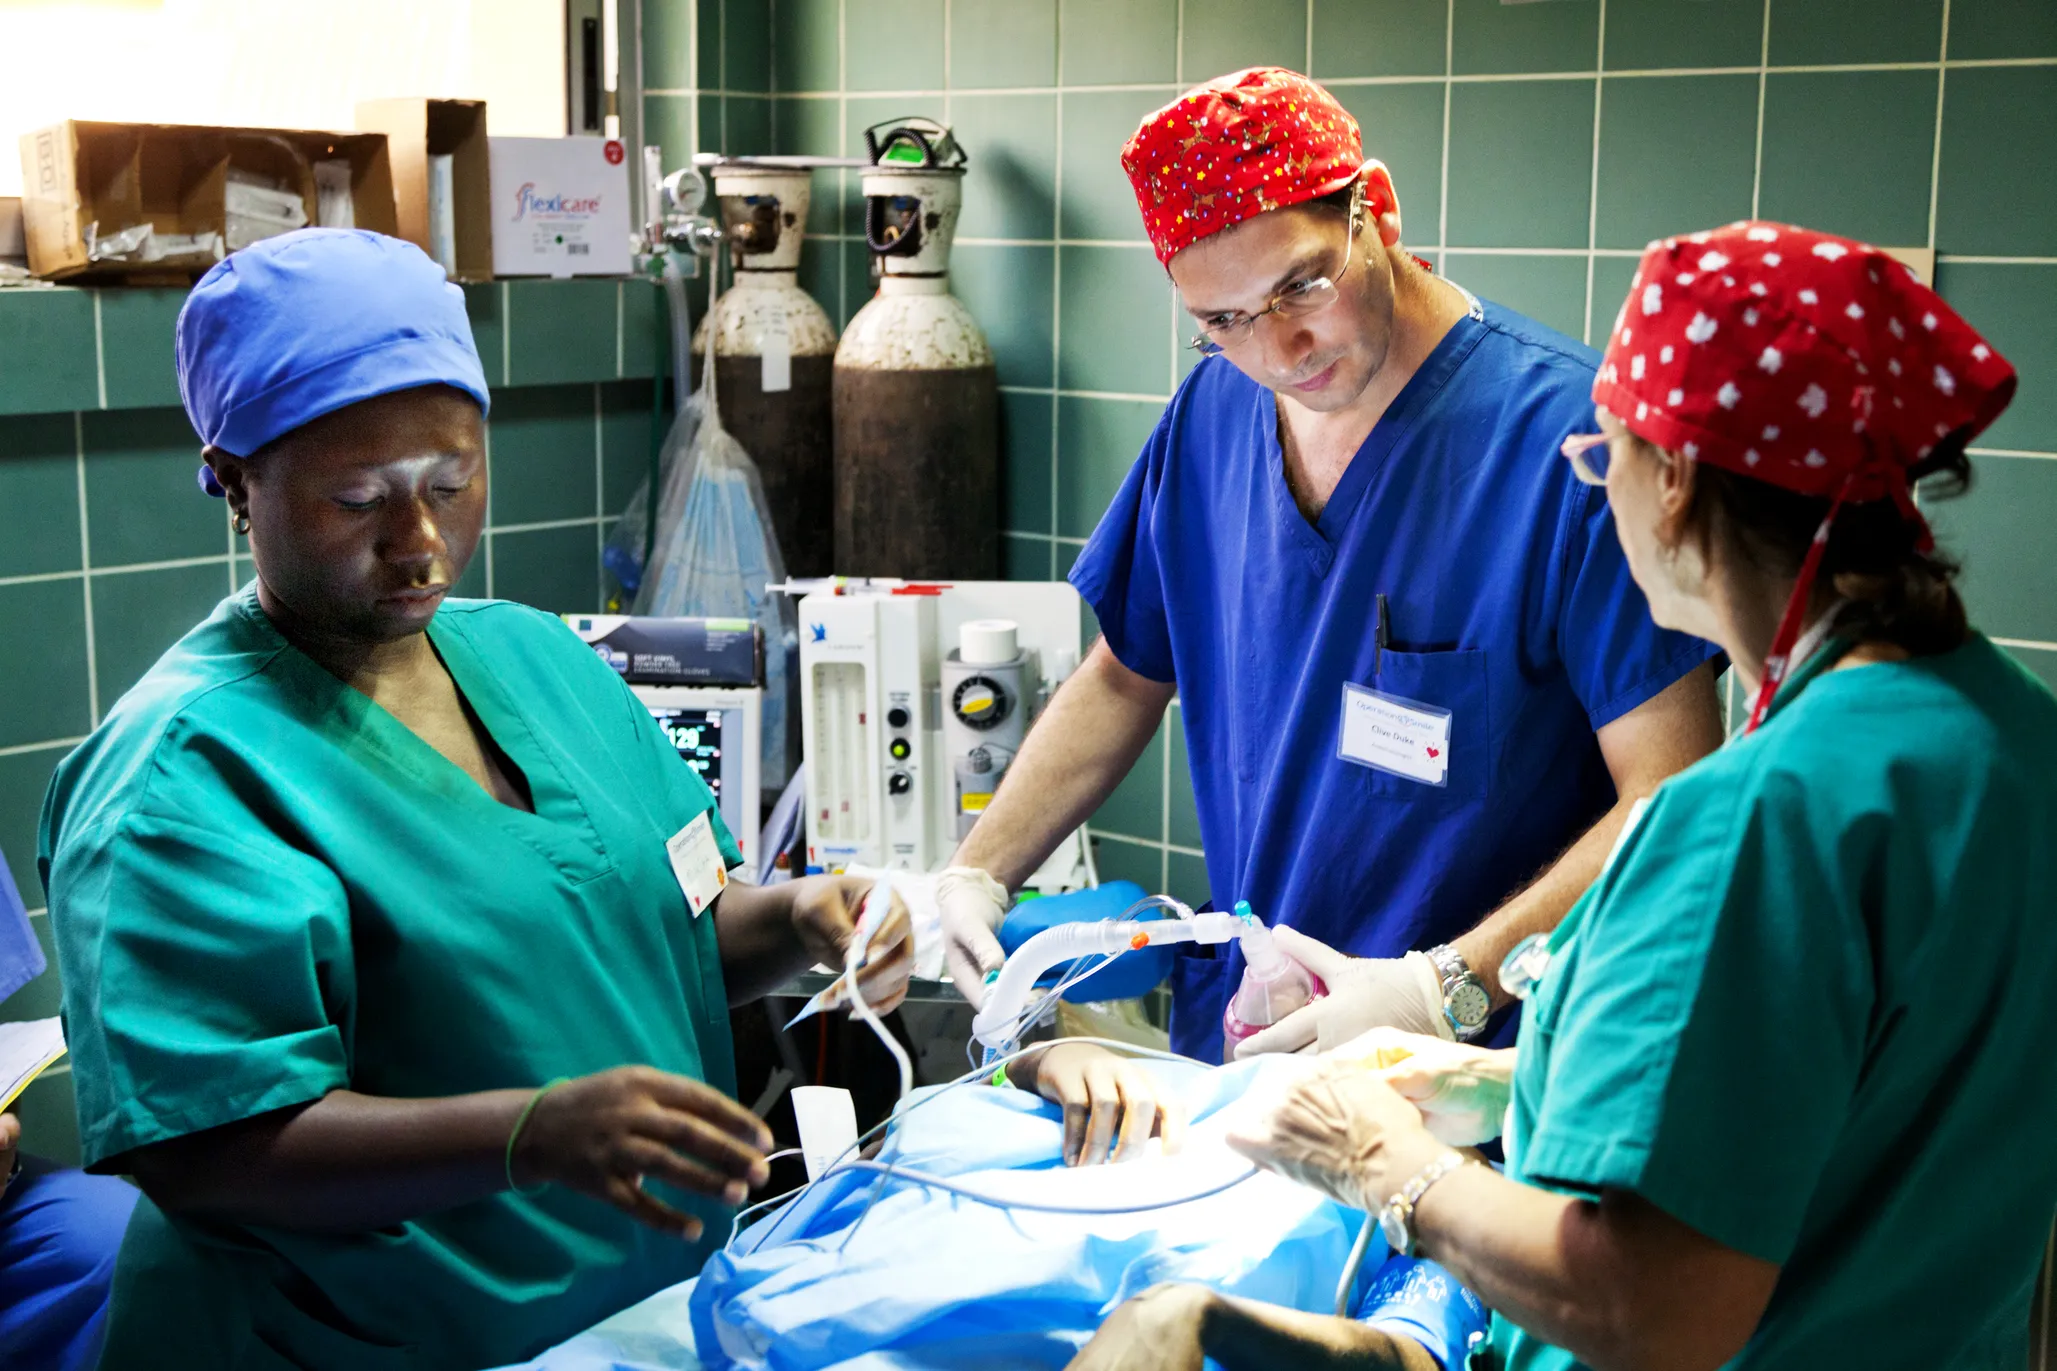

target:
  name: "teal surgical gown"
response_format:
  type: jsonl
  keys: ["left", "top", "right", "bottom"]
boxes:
{"left": 1495, "top": 633, "right": 2057, "bottom": 1370}
{"left": 38, "top": 586, "right": 743, "bottom": 1371}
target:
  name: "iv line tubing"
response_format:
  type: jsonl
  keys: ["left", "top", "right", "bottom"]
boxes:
{"left": 727, "top": 1036, "right": 1223, "bottom": 1253}
{"left": 820, "top": 1157, "right": 1259, "bottom": 1216}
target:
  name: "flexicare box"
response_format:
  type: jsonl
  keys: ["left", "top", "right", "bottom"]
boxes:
{"left": 487, "top": 135, "right": 631, "bottom": 277}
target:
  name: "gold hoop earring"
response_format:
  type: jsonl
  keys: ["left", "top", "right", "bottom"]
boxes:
{"left": 232, "top": 512, "right": 251, "bottom": 536}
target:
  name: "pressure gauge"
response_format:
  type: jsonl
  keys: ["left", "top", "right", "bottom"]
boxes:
{"left": 950, "top": 676, "right": 1011, "bottom": 731}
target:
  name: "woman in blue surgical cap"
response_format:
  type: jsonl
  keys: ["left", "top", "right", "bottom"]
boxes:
{"left": 36, "top": 228, "right": 914, "bottom": 1370}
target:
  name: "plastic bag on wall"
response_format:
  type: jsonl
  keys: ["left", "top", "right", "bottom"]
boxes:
{"left": 601, "top": 392, "right": 702, "bottom": 599}
{"left": 632, "top": 314, "right": 795, "bottom": 792}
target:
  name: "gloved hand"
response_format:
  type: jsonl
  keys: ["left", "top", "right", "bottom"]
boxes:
{"left": 936, "top": 866, "right": 1011, "bottom": 1004}
{"left": 1330, "top": 1026, "right": 1514, "bottom": 1146}
{"left": 1232, "top": 926, "right": 1452, "bottom": 1058}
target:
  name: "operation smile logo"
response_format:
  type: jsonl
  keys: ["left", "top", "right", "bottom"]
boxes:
{"left": 512, "top": 182, "right": 604, "bottom": 222}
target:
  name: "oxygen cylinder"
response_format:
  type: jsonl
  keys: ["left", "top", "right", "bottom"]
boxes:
{"left": 692, "top": 165, "right": 839, "bottom": 577}
{"left": 833, "top": 121, "right": 999, "bottom": 579}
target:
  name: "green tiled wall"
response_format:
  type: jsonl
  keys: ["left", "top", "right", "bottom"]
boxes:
{"left": 761, "top": 0, "right": 2057, "bottom": 900}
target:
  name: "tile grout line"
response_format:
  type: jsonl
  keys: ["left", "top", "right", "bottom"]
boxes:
{"left": 92, "top": 293, "right": 108, "bottom": 411}
{"left": 753, "top": 55, "right": 2057, "bottom": 103}
{"left": 1750, "top": 0, "right": 1771, "bottom": 219}
{"left": 1438, "top": 0, "right": 1453, "bottom": 267}
{"left": 1926, "top": 0, "right": 1951, "bottom": 254}
{"left": 1175, "top": 0, "right": 1184, "bottom": 87}
{"left": 1582, "top": 0, "right": 1607, "bottom": 346}
{"left": 593, "top": 381, "right": 607, "bottom": 602}
{"left": 74, "top": 412, "right": 99, "bottom": 726}
{"left": 490, "top": 515, "right": 612, "bottom": 535}
{"left": 1048, "top": 0, "right": 1065, "bottom": 572}
{"left": 0, "top": 738, "right": 89, "bottom": 760}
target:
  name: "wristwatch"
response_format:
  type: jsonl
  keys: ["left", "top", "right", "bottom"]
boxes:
{"left": 1377, "top": 1149, "right": 1470, "bottom": 1256}
{"left": 1427, "top": 944, "right": 1492, "bottom": 1041}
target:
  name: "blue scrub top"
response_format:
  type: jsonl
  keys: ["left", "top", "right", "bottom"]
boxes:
{"left": 1070, "top": 298, "right": 1719, "bottom": 1061}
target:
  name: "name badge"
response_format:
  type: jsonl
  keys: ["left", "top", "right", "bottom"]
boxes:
{"left": 1338, "top": 682, "right": 1451, "bottom": 787}
{"left": 667, "top": 811, "right": 729, "bottom": 917}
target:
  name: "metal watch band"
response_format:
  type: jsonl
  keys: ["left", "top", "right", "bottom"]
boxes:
{"left": 1377, "top": 1149, "right": 1469, "bottom": 1257}
{"left": 1427, "top": 943, "right": 1491, "bottom": 1041}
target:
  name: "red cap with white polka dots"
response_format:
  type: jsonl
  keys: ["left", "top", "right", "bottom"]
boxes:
{"left": 1596, "top": 221, "right": 2014, "bottom": 507}
{"left": 1593, "top": 221, "right": 2017, "bottom": 732}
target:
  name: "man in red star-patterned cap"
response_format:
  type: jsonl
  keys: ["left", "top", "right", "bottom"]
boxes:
{"left": 937, "top": 68, "right": 1726, "bottom": 1071}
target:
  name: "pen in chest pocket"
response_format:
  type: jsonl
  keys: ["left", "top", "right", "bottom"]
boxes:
{"left": 1375, "top": 593, "right": 1390, "bottom": 678}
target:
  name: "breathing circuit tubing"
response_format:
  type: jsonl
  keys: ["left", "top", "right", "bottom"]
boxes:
{"left": 740, "top": 889, "right": 1379, "bottom": 1316}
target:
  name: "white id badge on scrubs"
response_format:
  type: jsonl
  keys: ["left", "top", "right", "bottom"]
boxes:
{"left": 1338, "top": 682, "right": 1451, "bottom": 787}
{"left": 667, "top": 811, "right": 729, "bottom": 917}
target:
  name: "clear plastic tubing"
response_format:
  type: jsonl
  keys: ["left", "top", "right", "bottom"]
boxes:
{"left": 971, "top": 911, "right": 1243, "bottom": 1049}
{"left": 661, "top": 252, "right": 693, "bottom": 416}
{"left": 1222, "top": 901, "right": 1325, "bottom": 1054}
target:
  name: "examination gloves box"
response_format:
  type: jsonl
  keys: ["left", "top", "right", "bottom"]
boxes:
{"left": 16, "top": 120, "right": 400, "bottom": 282}
{"left": 562, "top": 616, "right": 765, "bottom": 688}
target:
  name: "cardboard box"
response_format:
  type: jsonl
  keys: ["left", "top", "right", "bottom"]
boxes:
{"left": 354, "top": 98, "right": 493, "bottom": 282}
{"left": 17, "top": 120, "right": 398, "bottom": 282}
{"left": 561, "top": 615, "right": 764, "bottom": 686}
{"left": 488, "top": 136, "right": 632, "bottom": 277}
{"left": 0, "top": 197, "right": 23, "bottom": 262}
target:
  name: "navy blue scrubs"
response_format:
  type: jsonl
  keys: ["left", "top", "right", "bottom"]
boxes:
{"left": 1070, "top": 298, "right": 1720, "bottom": 1061}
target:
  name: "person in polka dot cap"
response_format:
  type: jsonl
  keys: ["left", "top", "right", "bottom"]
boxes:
{"left": 940, "top": 61, "right": 1728, "bottom": 1123}
{"left": 1576, "top": 220, "right": 2017, "bottom": 729}
{"left": 1115, "top": 222, "right": 2057, "bottom": 1371}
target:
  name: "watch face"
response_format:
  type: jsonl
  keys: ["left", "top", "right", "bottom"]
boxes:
{"left": 1450, "top": 979, "right": 1492, "bottom": 1028}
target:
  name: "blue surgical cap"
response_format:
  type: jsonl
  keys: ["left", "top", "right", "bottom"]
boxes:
{"left": 177, "top": 229, "right": 491, "bottom": 484}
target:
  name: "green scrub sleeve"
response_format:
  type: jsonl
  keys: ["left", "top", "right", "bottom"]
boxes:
{"left": 1520, "top": 766, "right": 1875, "bottom": 1264}
{"left": 56, "top": 811, "right": 353, "bottom": 1169}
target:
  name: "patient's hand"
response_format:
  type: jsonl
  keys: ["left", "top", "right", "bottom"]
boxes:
{"left": 1065, "top": 1282, "right": 1212, "bottom": 1371}
{"left": 1012, "top": 1041, "right": 1187, "bottom": 1166}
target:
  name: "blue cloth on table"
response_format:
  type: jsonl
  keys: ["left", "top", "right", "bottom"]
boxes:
{"left": 1066, "top": 300, "right": 1723, "bottom": 1062}
{"left": 500, "top": 1058, "right": 1485, "bottom": 1371}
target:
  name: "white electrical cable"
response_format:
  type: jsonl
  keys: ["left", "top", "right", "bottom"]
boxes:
{"left": 843, "top": 875, "right": 914, "bottom": 1103}
{"left": 819, "top": 1157, "right": 1259, "bottom": 1216}
{"left": 729, "top": 1036, "right": 1227, "bottom": 1253}
{"left": 1335, "top": 1208, "right": 1378, "bottom": 1318}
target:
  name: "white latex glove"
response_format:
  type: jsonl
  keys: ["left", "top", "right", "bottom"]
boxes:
{"left": 936, "top": 866, "right": 1010, "bottom": 1004}
{"left": 1232, "top": 926, "right": 1452, "bottom": 1058}
{"left": 1329, "top": 1026, "right": 1514, "bottom": 1146}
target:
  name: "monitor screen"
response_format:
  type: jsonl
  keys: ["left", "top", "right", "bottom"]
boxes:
{"left": 649, "top": 706, "right": 726, "bottom": 804}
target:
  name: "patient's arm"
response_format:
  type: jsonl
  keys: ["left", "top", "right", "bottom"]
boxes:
{"left": 1065, "top": 1282, "right": 1438, "bottom": 1371}
{"left": 1201, "top": 1292, "right": 1442, "bottom": 1371}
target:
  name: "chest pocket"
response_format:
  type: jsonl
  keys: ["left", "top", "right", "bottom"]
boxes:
{"left": 1348, "top": 647, "right": 1492, "bottom": 803}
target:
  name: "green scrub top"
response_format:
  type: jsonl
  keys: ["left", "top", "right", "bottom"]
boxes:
{"left": 1493, "top": 633, "right": 2057, "bottom": 1371}
{"left": 38, "top": 587, "right": 745, "bottom": 1371}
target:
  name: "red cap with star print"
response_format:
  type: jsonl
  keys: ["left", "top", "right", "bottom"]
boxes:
{"left": 1122, "top": 67, "right": 1365, "bottom": 267}
{"left": 1593, "top": 221, "right": 2017, "bottom": 734}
